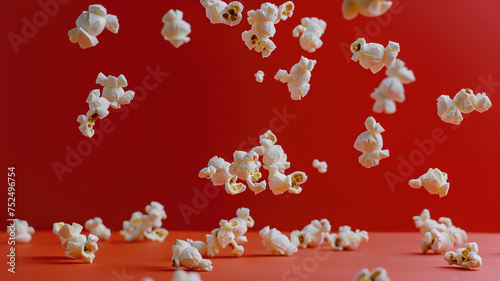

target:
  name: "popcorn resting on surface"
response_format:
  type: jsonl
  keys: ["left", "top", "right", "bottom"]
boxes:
{"left": 53, "top": 222, "right": 99, "bottom": 263}
{"left": 445, "top": 242, "right": 482, "bottom": 269}
{"left": 292, "top": 17, "right": 327, "bottom": 53}
{"left": 437, "top": 88, "right": 492, "bottom": 125}
{"left": 275, "top": 56, "right": 317, "bottom": 101}
{"left": 7, "top": 219, "right": 35, "bottom": 243}
{"left": 354, "top": 267, "right": 391, "bottom": 281}
{"left": 162, "top": 10, "right": 191, "bottom": 48}
{"left": 327, "top": 225, "right": 369, "bottom": 251}
{"left": 354, "top": 117, "right": 389, "bottom": 168}
{"left": 409, "top": 168, "right": 450, "bottom": 197}
{"left": 260, "top": 226, "right": 299, "bottom": 256}
{"left": 68, "top": 4, "right": 119, "bottom": 49}
{"left": 351, "top": 38, "right": 400, "bottom": 74}
{"left": 291, "top": 219, "right": 331, "bottom": 248}
{"left": 172, "top": 239, "right": 213, "bottom": 271}
{"left": 342, "top": 0, "right": 393, "bottom": 20}
{"left": 120, "top": 201, "right": 168, "bottom": 242}
{"left": 84, "top": 217, "right": 111, "bottom": 241}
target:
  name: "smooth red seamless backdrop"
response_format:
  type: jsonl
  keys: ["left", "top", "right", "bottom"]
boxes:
{"left": 2, "top": 0, "right": 500, "bottom": 232}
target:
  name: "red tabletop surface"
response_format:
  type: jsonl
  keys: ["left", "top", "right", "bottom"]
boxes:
{"left": 1, "top": 231, "right": 499, "bottom": 281}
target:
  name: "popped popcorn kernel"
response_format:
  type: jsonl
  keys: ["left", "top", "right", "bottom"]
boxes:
{"left": 84, "top": 217, "right": 111, "bottom": 241}
{"left": 7, "top": 219, "right": 35, "bottom": 243}
{"left": 342, "top": 0, "right": 393, "bottom": 20}
{"left": 161, "top": 10, "right": 191, "bottom": 48}
{"left": 312, "top": 159, "right": 327, "bottom": 173}
{"left": 260, "top": 226, "right": 298, "bottom": 256}
{"left": 437, "top": 89, "right": 492, "bottom": 125}
{"left": 354, "top": 267, "right": 391, "bottom": 281}
{"left": 354, "top": 117, "right": 389, "bottom": 168}
{"left": 409, "top": 168, "right": 450, "bottom": 197}
{"left": 292, "top": 17, "right": 326, "bottom": 53}
{"left": 444, "top": 242, "right": 482, "bottom": 269}
{"left": 68, "top": 4, "right": 119, "bottom": 49}
{"left": 255, "top": 70, "right": 265, "bottom": 82}
{"left": 351, "top": 38, "right": 400, "bottom": 74}
{"left": 275, "top": 56, "right": 317, "bottom": 100}
{"left": 172, "top": 239, "right": 213, "bottom": 271}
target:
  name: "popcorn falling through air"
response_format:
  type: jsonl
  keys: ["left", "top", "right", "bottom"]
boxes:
{"left": 354, "top": 117, "right": 389, "bottom": 168}
{"left": 342, "top": 0, "right": 393, "bottom": 20}
{"left": 96, "top": 72, "right": 135, "bottom": 109}
{"left": 437, "top": 88, "right": 492, "bottom": 125}
{"left": 409, "top": 168, "right": 450, "bottom": 197}
{"left": 161, "top": 10, "right": 191, "bottom": 48}
{"left": 312, "top": 159, "right": 327, "bottom": 173}
{"left": 255, "top": 70, "right": 264, "bottom": 82}
{"left": 68, "top": 4, "right": 119, "bottom": 49}
{"left": 351, "top": 38, "right": 400, "bottom": 74}
{"left": 292, "top": 17, "right": 327, "bottom": 53}
{"left": 275, "top": 56, "right": 317, "bottom": 100}
{"left": 201, "top": 0, "right": 244, "bottom": 26}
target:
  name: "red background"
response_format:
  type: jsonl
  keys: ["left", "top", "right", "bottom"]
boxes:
{"left": 2, "top": 0, "right": 500, "bottom": 234}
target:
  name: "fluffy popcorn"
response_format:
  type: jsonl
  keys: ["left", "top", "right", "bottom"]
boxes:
{"left": 292, "top": 17, "right": 327, "bottom": 53}
{"left": 86, "top": 89, "right": 110, "bottom": 120}
{"left": 201, "top": 0, "right": 243, "bottom": 26}
{"left": 229, "top": 207, "right": 254, "bottom": 244}
{"left": 161, "top": 10, "right": 191, "bottom": 48}
{"left": 385, "top": 59, "right": 415, "bottom": 84}
{"left": 437, "top": 89, "right": 492, "bottom": 125}
{"left": 201, "top": 0, "right": 226, "bottom": 23}
{"left": 312, "top": 159, "right": 327, "bottom": 173}
{"left": 96, "top": 73, "right": 135, "bottom": 109}
{"left": 268, "top": 164, "right": 307, "bottom": 195}
{"left": 370, "top": 77, "right": 405, "bottom": 114}
{"left": 172, "top": 269, "right": 202, "bottom": 281}
{"left": 354, "top": 267, "right": 391, "bottom": 281}
{"left": 241, "top": 31, "right": 277, "bottom": 58}
{"left": 199, "top": 156, "right": 246, "bottom": 195}
{"left": 354, "top": 117, "right": 389, "bottom": 168}
{"left": 277, "top": 1, "right": 295, "bottom": 22}
{"left": 421, "top": 228, "right": 453, "bottom": 254}
{"left": 229, "top": 150, "right": 266, "bottom": 194}
{"left": 351, "top": 38, "right": 400, "bottom": 74}
{"left": 327, "top": 226, "right": 369, "bottom": 251}
{"left": 7, "top": 219, "right": 35, "bottom": 243}
{"left": 252, "top": 130, "right": 290, "bottom": 172}
{"left": 120, "top": 201, "right": 168, "bottom": 242}
{"left": 84, "top": 217, "right": 111, "bottom": 241}
{"left": 54, "top": 222, "right": 86, "bottom": 249}
{"left": 172, "top": 239, "right": 213, "bottom": 271}
{"left": 255, "top": 70, "right": 265, "bottom": 83}
{"left": 342, "top": 0, "right": 392, "bottom": 20}
{"left": 291, "top": 219, "right": 331, "bottom": 248}
{"left": 445, "top": 242, "right": 482, "bottom": 269}
{"left": 260, "top": 226, "right": 298, "bottom": 256}
{"left": 413, "top": 209, "right": 448, "bottom": 235}
{"left": 65, "top": 234, "right": 99, "bottom": 263}
{"left": 68, "top": 4, "right": 119, "bottom": 49}
{"left": 77, "top": 115, "right": 95, "bottom": 138}
{"left": 409, "top": 168, "right": 450, "bottom": 197}
{"left": 275, "top": 56, "right": 317, "bottom": 101}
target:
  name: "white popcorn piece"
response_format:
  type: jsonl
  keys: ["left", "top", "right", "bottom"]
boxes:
{"left": 252, "top": 130, "right": 290, "bottom": 172}
{"left": 201, "top": 0, "right": 226, "bottom": 24}
{"left": 145, "top": 201, "right": 168, "bottom": 228}
{"left": 143, "top": 228, "right": 169, "bottom": 242}
{"left": 200, "top": 156, "right": 233, "bottom": 186}
{"left": 327, "top": 226, "right": 369, "bottom": 251}
{"left": 96, "top": 73, "right": 135, "bottom": 109}
{"left": 220, "top": 2, "right": 244, "bottom": 26}
{"left": 77, "top": 115, "right": 95, "bottom": 138}
{"left": 312, "top": 159, "right": 328, "bottom": 173}
{"left": 53, "top": 222, "right": 65, "bottom": 235}
{"left": 241, "top": 30, "right": 277, "bottom": 58}
{"left": 255, "top": 70, "right": 265, "bottom": 83}
{"left": 172, "top": 239, "right": 213, "bottom": 271}
{"left": 68, "top": 4, "right": 119, "bottom": 49}
{"left": 277, "top": 1, "right": 295, "bottom": 22}
{"left": 291, "top": 219, "right": 331, "bottom": 248}
{"left": 86, "top": 89, "right": 110, "bottom": 120}
{"left": 198, "top": 166, "right": 216, "bottom": 179}
{"left": 445, "top": 242, "right": 482, "bottom": 269}
{"left": 120, "top": 201, "right": 168, "bottom": 242}
{"left": 354, "top": 267, "right": 391, "bottom": 281}
{"left": 161, "top": 10, "right": 191, "bottom": 48}
{"left": 84, "top": 217, "right": 111, "bottom": 241}
{"left": 342, "top": 0, "right": 393, "bottom": 20}
{"left": 229, "top": 150, "right": 266, "bottom": 194}
{"left": 409, "top": 168, "right": 450, "bottom": 197}
{"left": 421, "top": 228, "right": 453, "bottom": 254}
{"left": 351, "top": 38, "right": 400, "bottom": 74}
{"left": 268, "top": 164, "right": 307, "bottom": 195}
{"left": 7, "top": 219, "right": 35, "bottom": 243}
{"left": 353, "top": 117, "right": 389, "bottom": 168}
{"left": 65, "top": 234, "right": 99, "bottom": 263}
{"left": 437, "top": 89, "right": 492, "bottom": 125}
{"left": 259, "top": 226, "right": 298, "bottom": 256}
{"left": 54, "top": 222, "right": 87, "bottom": 249}
{"left": 385, "top": 59, "right": 415, "bottom": 84}
{"left": 445, "top": 225, "right": 468, "bottom": 247}
{"left": 172, "top": 269, "right": 202, "bottom": 281}
{"left": 229, "top": 207, "right": 255, "bottom": 244}
{"left": 370, "top": 77, "right": 405, "bottom": 114}
{"left": 292, "top": 17, "right": 327, "bottom": 53}
{"left": 413, "top": 209, "right": 447, "bottom": 235}
{"left": 275, "top": 56, "right": 317, "bottom": 101}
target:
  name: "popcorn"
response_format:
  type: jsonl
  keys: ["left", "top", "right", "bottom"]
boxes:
{"left": 445, "top": 242, "right": 482, "bottom": 269}
{"left": 229, "top": 207, "right": 255, "bottom": 244}
{"left": 84, "top": 217, "right": 111, "bottom": 241}
{"left": 120, "top": 201, "right": 168, "bottom": 242}
{"left": 252, "top": 130, "right": 290, "bottom": 172}
{"left": 437, "top": 89, "right": 492, "bottom": 125}
{"left": 275, "top": 57, "right": 317, "bottom": 101}
{"left": 229, "top": 150, "right": 266, "bottom": 194}
{"left": 327, "top": 225, "right": 369, "bottom": 251}
{"left": 259, "top": 226, "right": 298, "bottom": 256}
{"left": 172, "top": 239, "right": 213, "bottom": 271}
{"left": 201, "top": 0, "right": 244, "bottom": 26}
{"left": 172, "top": 269, "right": 203, "bottom": 281}
{"left": 292, "top": 17, "right": 327, "bottom": 53}
{"left": 65, "top": 234, "right": 99, "bottom": 263}
{"left": 161, "top": 10, "right": 191, "bottom": 48}
{"left": 7, "top": 219, "right": 35, "bottom": 243}
{"left": 54, "top": 222, "right": 86, "bottom": 249}
{"left": 409, "top": 168, "right": 450, "bottom": 197}
{"left": 268, "top": 164, "right": 307, "bottom": 195}
{"left": 413, "top": 209, "right": 448, "bottom": 235}
{"left": 353, "top": 117, "right": 389, "bottom": 168}
{"left": 201, "top": 0, "right": 226, "bottom": 24}
{"left": 354, "top": 267, "right": 391, "bottom": 281}
{"left": 241, "top": 2, "right": 293, "bottom": 58}
{"left": 86, "top": 89, "right": 110, "bottom": 120}
{"left": 351, "top": 38, "right": 400, "bottom": 74}
{"left": 77, "top": 115, "right": 95, "bottom": 138}
{"left": 291, "top": 219, "right": 331, "bottom": 248}
{"left": 312, "top": 159, "right": 327, "bottom": 173}
{"left": 68, "top": 4, "right": 119, "bottom": 49}
{"left": 199, "top": 156, "right": 247, "bottom": 195}
{"left": 255, "top": 70, "right": 265, "bottom": 83}
{"left": 370, "top": 77, "right": 405, "bottom": 114}
{"left": 96, "top": 73, "right": 135, "bottom": 109}
{"left": 385, "top": 59, "right": 416, "bottom": 84}
{"left": 342, "top": 0, "right": 393, "bottom": 20}
{"left": 421, "top": 228, "right": 453, "bottom": 254}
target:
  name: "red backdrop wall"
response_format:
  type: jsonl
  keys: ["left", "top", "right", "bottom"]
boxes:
{"left": 2, "top": 0, "right": 499, "bottom": 233}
